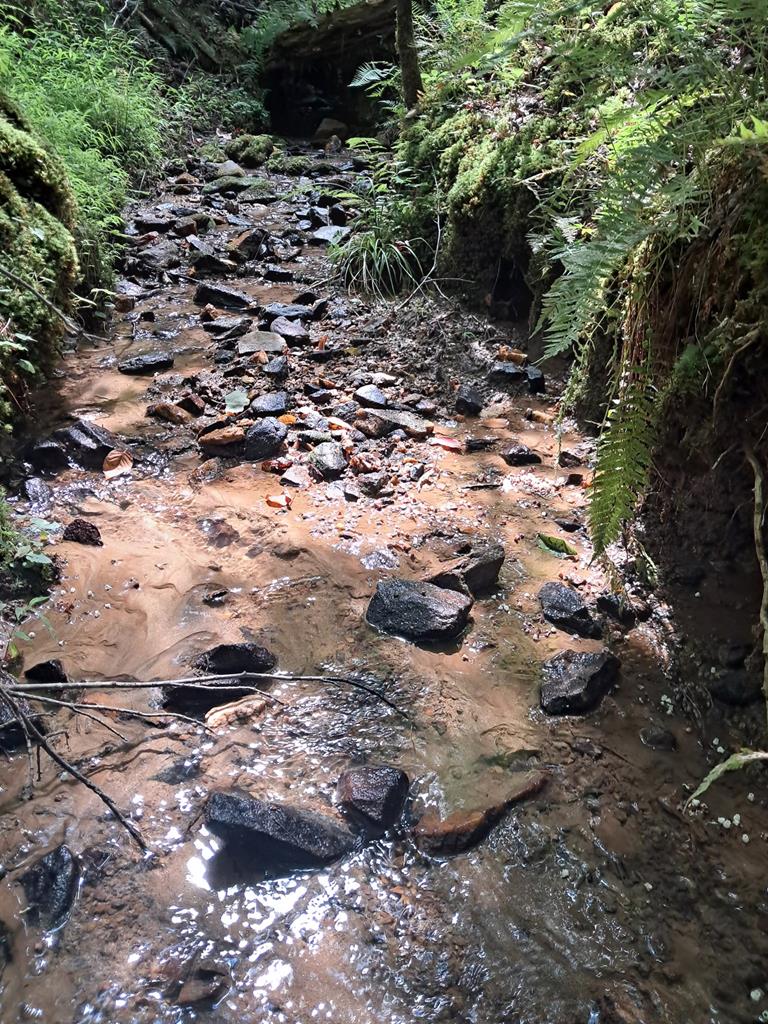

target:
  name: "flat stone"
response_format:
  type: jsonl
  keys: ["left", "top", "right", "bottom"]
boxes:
{"left": 118, "top": 352, "right": 175, "bottom": 375}
{"left": 540, "top": 650, "right": 620, "bottom": 714}
{"left": 310, "top": 225, "right": 351, "bottom": 245}
{"left": 489, "top": 362, "right": 526, "bottom": 385}
{"left": 337, "top": 766, "right": 409, "bottom": 833}
{"left": 214, "top": 159, "right": 245, "bottom": 178}
{"left": 228, "top": 227, "right": 271, "bottom": 259}
{"left": 366, "top": 578, "right": 473, "bottom": 643}
{"left": 199, "top": 426, "right": 245, "bottom": 455}
{"left": 24, "top": 659, "right": 67, "bottom": 684}
{"left": 244, "top": 418, "right": 288, "bottom": 460}
{"left": 262, "top": 356, "right": 289, "bottom": 379}
{"left": 250, "top": 392, "right": 288, "bottom": 417}
{"left": 203, "top": 316, "right": 252, "bottom": 337}
{"left": 429, "top": 541, "right": 505, "bottom": 596}
{"left": 354, "top": 384, "right": 388, "bottom": 409}
{"left": 503, "top": 443, "right": 541, "bottom": 466}
{"left": 281, "top": 464, "right": 313, "bottom": 488}
{"left": 271, "top": 316, "right": 310, "bottom": 345}
{"left": 262, "top": 303, "right": 313, "bottom": 323}
{"left": 201, "top": 175, "right": 262, "bottom": 195}
{"left": 455, "top": 384, "right": 484, "bottom": 416}
{"left": 538, "top": 582, "right": 602, "bottom": 638}
{"left": 413, "top": 772, "right": 547, "bottom": 854}
{"left": 204, "top": 791, "right": 355, "bottom": 868}
{"left": 194, "top": 282, "right": 252, "bottom": 310}
{"left": 356, "top": 408, "right": 432, "bottom": 440}
{"left": 309, "top": 441, "right": 347, "bottom": 479}
{"left": 19, "top": 845, "right": 79, "bottom": 930}
{"left": 237, "top": 331, "right": 285, "bottom": 356}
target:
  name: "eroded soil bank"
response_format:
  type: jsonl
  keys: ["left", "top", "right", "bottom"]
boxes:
{"left": 0, "top": 141, "right": 767, "bottom": 1024}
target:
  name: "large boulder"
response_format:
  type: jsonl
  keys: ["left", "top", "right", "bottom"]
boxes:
{"left": 204, "top": 791, "right": 355, "bottom": 869}
{"left": 538, "top": 582, "right": 602, "bottom": 638}
{"left": 337, "top": 766, "right": 409, "bottom": 833}
{"left": 366, "top": 578, "right": 473, "bottom": 642}
{"left": 540, "top": 649, "right": 620, "bottom": 714}
{"left": 19, "top": 844, "right": 79, "bottom": 930}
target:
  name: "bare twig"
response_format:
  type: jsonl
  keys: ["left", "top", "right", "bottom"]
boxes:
{"left": 0, "top": 690, "right": 147, "bottom": 851}
{"left": 0, "top": 265, "right": 102, "bottom": 343}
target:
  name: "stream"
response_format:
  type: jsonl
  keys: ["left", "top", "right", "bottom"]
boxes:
{"left": 0, "top": 140, "right": 766, "bottom": 1024}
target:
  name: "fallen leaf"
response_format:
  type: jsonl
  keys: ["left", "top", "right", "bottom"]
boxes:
{"left": 537, "top": 533, "right": 577, "bottom": 557}
{"left": 266, "top": 493, "right": 292, "bottom": 509}
{"left": 224, "top": 389, "right": 249, "bottom": 414}
{"left": 278, "top": 413, "right": 297, "bottom": 425}
{"left": 430, "top": 436, "right": 464, "bottom": 452}
{"left": 103, "top": 449, "right": 133, "bottom": 478}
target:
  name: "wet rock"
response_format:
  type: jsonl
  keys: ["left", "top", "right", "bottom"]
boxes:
{"left": 309, "top": 441, "right": 347, "bottom": 479}
{"left": 366, "top": 578, "right": 473, "bottom": 642}
{"left": 24, "top": 659, "right": 67, "bottom": 684}
{"left": 281, "top": 465, "right": 313, "bottom": 488}
{"left": 262, "top": 303, "right": 312, "bottom": 323}
{"left": 538, "top": 582, "right": 602, "bottom": 638}
{"left": 237, "top": 331, "right": 285, "bottom": 356}
{"left": 198, "top": 425, "right": 245, "bottom": 455}
{"left": 138, "top": 239, "right": 180, "bottom": 271}
{"left": 19, "top": 845, "right": 79, "bottom": 930}
{"left": 358, "top": 471, "right": 389, "bottom": 496}
{"left": 22, "top": 477, "right": 52, "bottom": 509}
{"left": 153, "top": 756, "right": 202, "bottom": 784}
{"left": 263, "top": 263, "right": 294, "bottom": 283}
{"left": 717, "top": 642, "right": 751, "bottom": 669}
{"left": 503, "top": 443, "right": 541, "bottom": 466}
{"left": 174, "top": 961, "right": 230, "bottom": 1008}
{"left": 203, "top": 316, "right": 252, "bottom": 337}
{"left": 244, "top": 418, "right": 288, "bottom": 460}
{"left": 52, "top": 419, "right": 121, "bottom": 470}
{"left": 27, "top": 438, "right": 69, "bottom": 473}
{"left": 640, "top": 725, "right": 677, "bottom": 751}
{"left": 356, "top": 408, "right": 431, "bottom": 440}
{"left": 204, "top": 791, "right": 355, "bottom": 868}
{"left": 554, "top": 517, "right": 582, "bottom": 533}
{"left": 540, "top": 650, "right": 620, "bottom": 714}
{"left": 250, "top": 392, "right": 288, "bottom": 417}
{"left": 228, "top": 227, "right": 271, "bottom": 260}
{"left": 0, "top": 685, "right": 45, "bottom": 750}
{"left": 63, "top": 518, "right": 103, "bottom": 546}
{"left": 262, "top": 355, "right": 289, "bottom": 380}
{"left": 557, "top": 450, "right": 583, "bottom": 468}
{"left": 455, "top": 384, "right": 484, "bottom": 416}
{"left": 489, "top": 362, "right": 526, "bottom": 385}
{"left": 354, "top": 384, "right": 388, "bottom": 409}
{"left": 526, "top": 366, "right": 546, "bottom": 393}
{"left": 311, "top": 225, "right": 351, "bottom": 245}
{"left": 429, "top": 541, "right": 505, "bottom": 596}
{"left": 178, "top": 393, "right": 206, "bottom": 417}
{"left": 192, "top": 643, "right": 277, "bottom": 676}
{"left": 147, "top": 401, "right": 192, "bottom": 425}
{"left": 709, "top": 669, "right": 762, "bottom": 706}
{"left": 193, "top": 282, "right": 252, "bottom": 310}
{"left": 413, "top": 772, "right": 547, "bottom": 854}
{"left": 271, "top": 316, "right": 310, "bottom": 345}
{"left": 596, "top": 591, "right": 637, "bottom": 628}
{"left": 118, "top": 352, "right": 174, "bottom": 375}
{"left": 134, "top": 212, "right": 174, "bottom": 233}
{"left": 202, "top": 174, "right": 261, "bottom": 195}
{"left": 214, "top": 159, "right": 245, "bottom": 178}
{"left": 337, "top": 765, "right": 409, "bottom": 833}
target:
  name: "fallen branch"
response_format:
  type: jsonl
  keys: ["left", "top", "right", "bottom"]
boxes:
{"left": 13, "top": 672, "right": 407, "bottom": 717}
{"left": 0, "top": 265, "right": 102, "bottom": 343}
{"left": 0, "top": 689, "right": 148, "bottom": 851}
{"left": 746, "top": 446, "right": 768, "bottom": 731}
{"left": 16, "top": 692, "right": 207, "bottom": 735}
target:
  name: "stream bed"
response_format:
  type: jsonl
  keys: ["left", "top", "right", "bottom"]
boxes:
{"left": 0, "top": 140, "right": 766, "bottom": 1024}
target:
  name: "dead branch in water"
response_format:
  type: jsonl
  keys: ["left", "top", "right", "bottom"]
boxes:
{"left": 18, "top": 692, "right": 209, "bottom": 734}
{"left": 12, "top": 672, "right": 407, "bottom": 717}
{"left": 0, "top": 264, "right": 103, "bottom": 343}
{"left": 0, "top": 689, "right": 148, "bottom": 851}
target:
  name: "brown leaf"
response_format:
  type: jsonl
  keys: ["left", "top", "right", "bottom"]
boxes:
{"left": 103, "top": 449, "right": 133, "bottom": 479}
{"left": 266, "top": 493, "right": 292, "bottom": 509}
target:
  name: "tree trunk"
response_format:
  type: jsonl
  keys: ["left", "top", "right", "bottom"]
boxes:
{"left": 396, "top": 0, "right": 423, "bottom": 110}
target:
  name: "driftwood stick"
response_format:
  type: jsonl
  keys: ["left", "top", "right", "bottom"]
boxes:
{"left": 0, "top": 689, "right": 148, "bottom": 851}
{"left": 13, "top": 672, "right": 406, "bottom": 716}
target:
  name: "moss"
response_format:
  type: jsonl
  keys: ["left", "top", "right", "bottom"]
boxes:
{"left": 0, "top": 105, "right": 78, "bottom": 427}
{"left": 224, "top": 133, "right": 274, "bottom": 168}
{"left": 266, "top": 152, "right": 312, "bottom": 176}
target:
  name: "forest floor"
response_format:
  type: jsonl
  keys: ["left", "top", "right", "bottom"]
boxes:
{"left": 0, "top": 139, "right": 766, "bottom": 1024}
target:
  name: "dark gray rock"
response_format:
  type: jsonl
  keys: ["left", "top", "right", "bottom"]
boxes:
{"left": 204, "top": 791, "right": 355, "bottom": 868}
{"left": 489, "top": 362, "right": 526, "bottom": 385}
{"left": 354, "top": 384, "right": 388, "bottom": 409}
{"left": 539, "top": 582, "right": 602, "bottom": 638}
{"left": 164, "top": 642, "right": 277, "bottom": 710}
{"left": 203, "top": 316, "right": 252, "bottom": 337}
{"left": 262, "top": 303, "right": 312, "bottom": 323}
{"left": 455, "top": 384, "right": 483, "bottom": 416}
{"left": 640, "top": 725, "right": 677, "bottom": 751}
{"left": 118, "top": 352, "right": 174, "bottom": 375}
{"left": 557, "top": 450, "right": 583, "bottom": 468}
{"left": 337, "top": 766, "right": 409, "bottom": 832}
{"left": 503, "top": 444, "right": 541, "bottom": 466}
{"left": 709, "top": 670, "right": 762, "bottom": 706}
{"left": 359, "top": 471, "right": 389, "bottom": 496}
{"left": 540, "top": 650, "right": 620, "bottom": 714}
{"left": 309, "top": 442, "right": 347, "bottom": 479}
{"left": 366, "top": 578, "right": 473, "bottom": 643}
{"left": 52, "top": 419, "right": 122, "bottom": 470}
{"left": 194, "top": 282, "right": 252, "bottom": 309}
{"left": 19, "top": 844, "right": 79, "bottom": 931}
{"left": 23, "top": 477, "right": 52, "bottom": 509}
{"left": 262, "top": 356, "right": 289, "bottom": 380}
{"left": 596, "top": 591, "right": 637, "bottom": 628}
{"left": 237, "top": 331, "right": 285, "bottom": 356}
{"left": 27, "top": 439, "right": 69, "bottom": 473}
{"left": 263, "top": 264, "right": 294, "bottom": 283}
{"left": 250, "top": 392, "right": 288, "bottom": 417}
{"left": 24, "top": 659, "right": 67, "bottom": 684}
{"left": 271, "top": 316, "right": 310, "bottom": 345}
{"left": 244, "top": 418, "right": 288, "bottom": 460}
{"left": 310, "top": 225, "right": 351, "bottom": 245}
{"left": 526, "top": 366, "right": 546, "bottom": 394}
{"left": 429, "top": 541, "right": 505, "bottom": 596}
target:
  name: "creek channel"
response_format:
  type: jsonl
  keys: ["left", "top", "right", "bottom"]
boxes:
{"left": 0, "top": 139, "right": 767, "bottom": 1024}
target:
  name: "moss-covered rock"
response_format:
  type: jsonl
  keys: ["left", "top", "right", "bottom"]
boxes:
{"left": 266, "top": 152, "right": 312, "bottom": 176}
{"left": 0, "top": 99, "right": 78, "bottom": 428}
{"left": 224, "top": 134, "right": 274, "bottom": 169}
